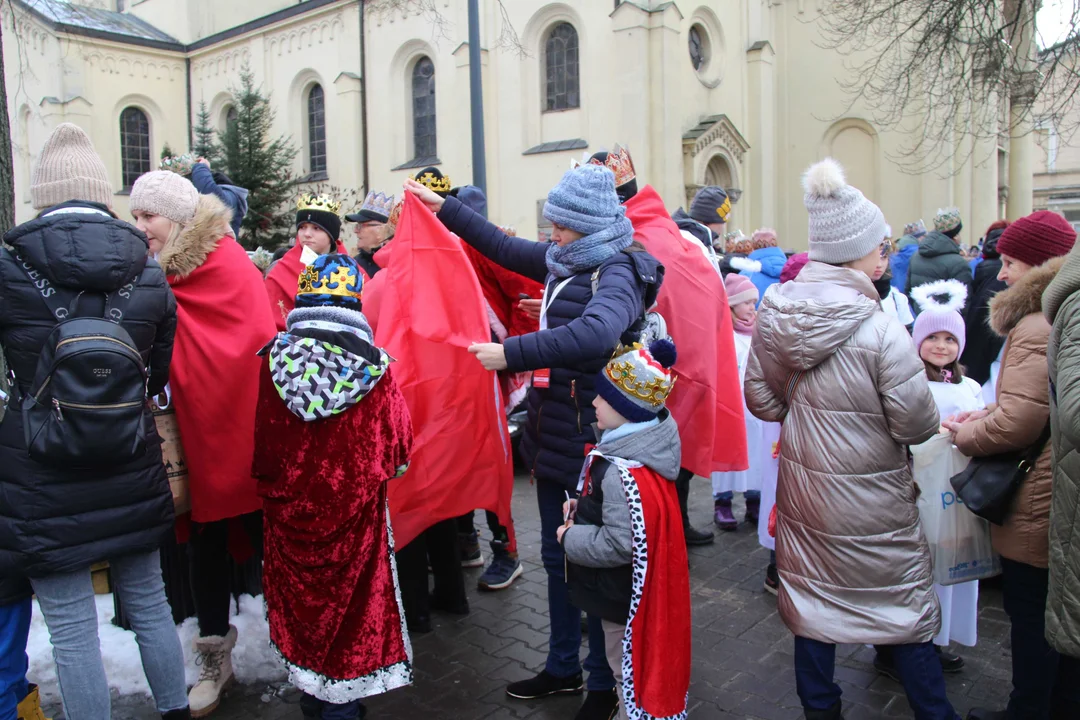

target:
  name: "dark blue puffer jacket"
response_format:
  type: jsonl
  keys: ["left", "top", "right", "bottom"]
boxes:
{"left": 437, "top": 196, "right": 663, "bottom": 489}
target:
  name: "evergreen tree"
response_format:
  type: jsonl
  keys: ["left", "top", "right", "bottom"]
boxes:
{"left": 219, "top": 67, "right": 298, "bottom": 250}
{"left": 191, "top": 101, "right": 221, "bottom": 166}
{"left": 160, "top": 142, "right": 175, "bottom": 161}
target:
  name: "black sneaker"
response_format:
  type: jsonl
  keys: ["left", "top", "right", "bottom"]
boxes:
{"left": 506, "top": 670, "right": 584, "bottom": 699}
{"left": 684, "top": 524, "right": 715, "bottom": 546}
{"left": 965, "top": 709, "right": 1007, "bottom": 720}
{"left": 574, "top": 689, "right": 618, "bottom": 720}
{"left": 764, "top": 564, "right": 779, "bottom": 596}
{"left": 935, "top": 645, "right": 965, "bottom": 673}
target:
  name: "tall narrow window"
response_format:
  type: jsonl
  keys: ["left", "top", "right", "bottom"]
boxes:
{"left": 307, "top": 84, "right": 326, "bottom": 175}
{"left": 412, "top": 57, "right": 436, "bottom": 159}
{"left": 544, "top": 23, "right": 579, "bottom": 112}
{"left": 225, "top": 105, "right": 238, "bottom": 130}
{"left": 120, "top": 107, "right": 150, "bottom": 189}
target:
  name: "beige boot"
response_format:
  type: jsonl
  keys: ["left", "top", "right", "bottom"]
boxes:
{"left": 188, "top": 625, "right": 237, "bottom": 718}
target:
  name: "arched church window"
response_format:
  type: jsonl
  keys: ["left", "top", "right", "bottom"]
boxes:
{"left": 120, "top": 106, "right": 150, "bottom": 190}
{"left": 544, "top": 23, "right": 579, "bottom": 111}
{"left": 307, "top": 84, "right": 327, "bottom": 175}
{"left": 412, "top": 57, "right": 437, "bottom": 159}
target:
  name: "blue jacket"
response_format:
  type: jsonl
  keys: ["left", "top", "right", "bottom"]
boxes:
{"left": 190, "top": 163, "right": 249, "bottom": 239}
{"left": 891, "top": 242, "right": 919, "bottom": 291}
{"left": 437, "top": 196, "right": 663, "bottom": 489}
{"left": 739, "top": 247, "right": 787, "bottom": 306}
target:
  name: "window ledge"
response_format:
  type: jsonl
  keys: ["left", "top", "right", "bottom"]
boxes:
{"left": 523, "top": 139, "right": 587, "bottom": 156}
{"left": 294, "top": 171, "right": 329, "bottom": 184}
{"left": 392, "top": 156, "right": 441, "bottom": 172}
{"left": 541, "top": 107, "right": 581, "bottom": 115}
{"left": 115, "top": 188, "right": 132, "bottom": 196}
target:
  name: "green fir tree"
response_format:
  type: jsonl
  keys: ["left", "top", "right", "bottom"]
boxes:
{"left": 159, "top": 143, "right": 175, "bottom": 162}
{"left": 218, "top": 68, "right": 298, "bottom": 250}
{"left": 191, "top": 101, "right": 221, "bottom": 166}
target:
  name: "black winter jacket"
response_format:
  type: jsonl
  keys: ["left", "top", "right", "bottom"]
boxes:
{"left": 962, "top": 229, "right": 1007, "bottom": 384}
{"left": 437, "top": 196, "right": 662, "bottom": 489}
{"left": 0, "top": 202, "right": 177, "bottom": 578}
{"left": 905, "top": 232, "right": 973, "bottom": 304}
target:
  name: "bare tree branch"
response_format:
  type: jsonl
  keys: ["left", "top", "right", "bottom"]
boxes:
{"left": 363, "top": 0, "right": 525, "bottom": 55}
{"left": 815, "top": 0, "right": 1073, "bottom": 173}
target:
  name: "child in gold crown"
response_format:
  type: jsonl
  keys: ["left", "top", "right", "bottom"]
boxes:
{"left": 254, "top": 253, "right": 414, "bottom": 719}
{"left": 558, "top": 339, "right": 691, "bottom": 720}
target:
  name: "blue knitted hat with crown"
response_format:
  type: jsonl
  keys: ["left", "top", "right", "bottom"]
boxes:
{"left": 595, "top": 339, "right": 678, "bottom": 423}
{"left": 295, "top": 253, "right": 363, "bottom": 309}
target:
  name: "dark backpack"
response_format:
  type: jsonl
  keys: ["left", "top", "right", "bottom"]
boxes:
{"left": 14, "top": 255, "right": 149, "bottom": 469}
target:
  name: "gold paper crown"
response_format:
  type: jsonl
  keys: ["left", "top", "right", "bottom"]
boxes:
{"left": 588, "top": 144, "right": 637, "bottom": 188}
{"left": 386, "top": 197, "right": 405, "bottom": 233}
{"left": 297, "top": 264, "right": 362, "bottom": 300}
{"left": 296, "top": 193, "right": 342, "bottom": 216}
{"left": 416, "top": 171, "right": 452, "bottom": 194}
{"left": 603, "top": 343, "right": 675, "bottom": 408}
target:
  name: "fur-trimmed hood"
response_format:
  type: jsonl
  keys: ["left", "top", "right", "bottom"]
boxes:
{"left": 158, "top": 193, "right": 234, "bottom": 278}
{"left": 990, "top": 256, "right": 1066, "bottom": 336}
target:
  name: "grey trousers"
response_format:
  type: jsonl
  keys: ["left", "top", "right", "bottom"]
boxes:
{"left": 602, "top": 619, "right": 630, "bottom": 720}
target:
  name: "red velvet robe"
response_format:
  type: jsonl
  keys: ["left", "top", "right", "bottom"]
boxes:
{"left": 253, "top": 363, "right": 414, "bottom": 702}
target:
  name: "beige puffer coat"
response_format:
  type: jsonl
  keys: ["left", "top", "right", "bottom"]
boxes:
{"left": 953, "top": 257, "right": 1064, "bottom": 569}
{"left": 745, "top": 261, "right": 941, "bottom": 645}
{"left": 1044, "top": 247, "right": 1080, "bottom": 657}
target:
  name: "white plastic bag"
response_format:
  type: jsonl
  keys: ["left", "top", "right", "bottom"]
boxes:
{"left": 912, "top": 433, "right": 1001, "bottom": 586}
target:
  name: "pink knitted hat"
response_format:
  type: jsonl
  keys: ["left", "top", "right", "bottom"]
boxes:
{"left": 911, "top": 280, "right": 968, "bottom": 357}
{"left": 725, "top": 273, "right": 758, "bottom": 306}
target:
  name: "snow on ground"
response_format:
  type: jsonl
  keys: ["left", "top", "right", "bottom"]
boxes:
{"left": 28, "top": 594, "right": 287, "bottom": 705}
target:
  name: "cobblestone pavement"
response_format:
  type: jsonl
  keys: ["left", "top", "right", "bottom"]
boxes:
{"left": 50, "top": 474, "right": 1014, "bottom": 719}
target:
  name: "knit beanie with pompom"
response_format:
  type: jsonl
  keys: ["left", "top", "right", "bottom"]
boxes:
{"left": 995, "top": 210, "right": 1077, "bottom": 268}
{"left": 30, "top": 123, "right": 113, "bottom": 210}
{"left": 595, "top": 339, "right": 677, "bottom": 423}
{"left": 803, "top": 158, "right": 888, "bottom": 265}
{"left": 911, "top": 280, "right": 969, "bottom": 358}
{"left": 725, "top": 273, "right": 758, "bottom": 307}
{"left": 130, "top": 171, "right": 200, "bottom": 225}
{"left": 781, "top": 252, "right": 810, "bottom": 283}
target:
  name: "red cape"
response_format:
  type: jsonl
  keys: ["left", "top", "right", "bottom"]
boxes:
{"left": 625, "top": 187, "right": 748, "bottom": 474}
{"left": 461, "top": 242, "right": 542, "bottom": 338}
{"left": 169, "top": 235, "right": 277, "bottom": 523}
{"left": 372, "top": 194, "right": 514, "bottom": 548}
{"left": 265, "top": 241, "right": 348, "bottom": 331}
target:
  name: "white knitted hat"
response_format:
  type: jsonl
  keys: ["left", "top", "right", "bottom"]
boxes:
{"left": 803, "top": 158, "right": 888, "bottom": 265}
{"left": 130, "top": 170, "right": 200, "bottom": 224}
{"left": 30, "top": 123, "right": 113, "bottom": 210}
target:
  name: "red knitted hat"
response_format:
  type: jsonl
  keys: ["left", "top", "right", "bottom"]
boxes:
{"left": 996, "top": 210, "right": 1076, "bottom": 268}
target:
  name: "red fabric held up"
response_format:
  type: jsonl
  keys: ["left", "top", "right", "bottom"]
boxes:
{"left": 373, "top": 193, "right": 514, "bottom": 548}
{"left": 264, "top": 241, "right": 348, "bottom": 331}
{"left": 168, "top": 235, "right": 277, "bottom": 523}
{"left": 624, "top": 186, "right": 748, "bottom": 474}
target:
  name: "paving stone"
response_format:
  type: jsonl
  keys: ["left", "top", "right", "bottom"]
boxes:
{"left": 42, "top": 473, "right": 1018, "bottom": 720}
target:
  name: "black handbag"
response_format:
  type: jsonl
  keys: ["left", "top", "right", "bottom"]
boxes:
{"left": 949, "top": 423, "right": 1052, "bottom": 525}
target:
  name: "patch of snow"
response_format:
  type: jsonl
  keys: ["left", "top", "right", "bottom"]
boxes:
{"left": 28, "top": 594, "right": 285, "bottom": 706}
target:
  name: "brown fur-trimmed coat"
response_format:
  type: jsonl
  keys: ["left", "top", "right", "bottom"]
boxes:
{"left": 954, "top": 256, "right": 1066, "bottom": 568}
{"left": 158, "top": 193, "right": 234, "bottom": 278}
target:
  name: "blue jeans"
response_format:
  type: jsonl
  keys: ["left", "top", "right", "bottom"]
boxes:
{"left": 31, "top": 550, "right": 188, "bottom": 719}
{"left": 794, "top": 636, "right": 958, "bottom": 719}
{"left": 1000, "top": 557, "right": 1080, "bottom": 718}
{"left": 714, "top": 490, "right": 760, "bottom": 502}
{"left": 0, "top": 597, "right": 30, "bottom": 720}
{"left": 536, "top": 478, "right": 614, "bottom": 691}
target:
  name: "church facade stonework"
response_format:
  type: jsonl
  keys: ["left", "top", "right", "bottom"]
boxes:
{"left": 3, "top": 0, "right": 1038, "bottom": 246}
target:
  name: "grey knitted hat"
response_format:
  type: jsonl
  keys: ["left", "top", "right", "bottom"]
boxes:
{"left": 542, "top": 164, "right": 625, "bottom": 236}
{"left": 803, "top": 158, "right": 887, "bottom": 265}
{"left": 30, "top": 123, "right": 113, "bottom": 210}
{"left": 690, "top": 185, "right": 731, "bottom": 225}
{"left": 130, "top": 171, "right": 200, "bottom": 224}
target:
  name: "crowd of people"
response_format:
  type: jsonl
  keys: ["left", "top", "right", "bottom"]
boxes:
{"left": 1, "top": 123, "right": 1080, "bottom": 720}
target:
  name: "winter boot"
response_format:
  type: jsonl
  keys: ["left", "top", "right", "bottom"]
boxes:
{"left": 713, "top": 499, "right": 737, "bottom": 531}
{"left": 574, "top": 689, "right": 618, "bottom": 720}
{"left": 459, "top": 530, "right": 484, "bottom": 568}
{"left": 745, "top": 496, "right": 760, "bottom": 525}
{"left": 764, "top": 563, "right": 779, "bottom": 596}
{"left": 478, "top": 540, "right": 523, "bottom": 591}
{"left": 162, "top": 709, "right": 192, "bottom": 720}
{"left": 16, "top": 685, "right": 49, "bottom": 720}
{"left": 189, "top": 625, "right": 237, "bottom": 718}
{"left": 300, "top": 693, "right": 323, "bottom": 720}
